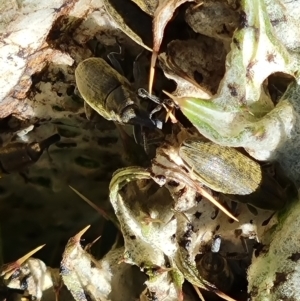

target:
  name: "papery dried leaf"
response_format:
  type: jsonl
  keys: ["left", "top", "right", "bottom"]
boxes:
{"left": 149, "top": 0, "right": 194, "bottom": 93}
{"left": 61, "top": 226, "right": 146, "bottom": 301}
{"left": 109, "top": 167, "right": 186, "bottom": 300}
{"left": 159, "top": 54, "right": 211, "bottom": 99}
{"left": 162, "top": 0, "right": 300, "bottom": 166}
{"left": 108, "top": 166, "right": 240, "bottom": 300}
{"left": 163, "top": 39, "right": 227, "bottom": 94}
{"left": 61, "top": 226, "right": 104, "bottom": 301}
{"left": 1, "top": 245, "right": 45, "bottom": 279}
{"left": 185, "top": 0, "right": 239, "bottom": 44}
{"left": 104, "top": 0, "right": 153, "bottom": 51}
{"left": 130, "top": 0, "right": 158, "bottom": 16}
{"left": 3, "top": 257, "right": 60, "bottom": 301}
{"left": 109, "top": 167, "right": 177, "bottom": 261}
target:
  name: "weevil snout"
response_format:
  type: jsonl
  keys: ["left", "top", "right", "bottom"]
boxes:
{"left": 129, "top": 114, "right": 163, "bottom": 130}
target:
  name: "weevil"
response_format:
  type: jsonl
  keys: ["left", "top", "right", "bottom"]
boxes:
{"left": 75, "top": 57, "right": 163, "bottom": 131}
{"left": 0, "top": 133, "right": 60, "bottom": 175}
{"left": 196, "top": 236, "right": 234, "bottom": 293}
{"left": 179, "top": 138, "right": 295, "bottom": 211}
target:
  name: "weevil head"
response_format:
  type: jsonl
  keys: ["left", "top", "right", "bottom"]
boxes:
{"left": 107, "top": 85, "right": 162, "bottom": 130}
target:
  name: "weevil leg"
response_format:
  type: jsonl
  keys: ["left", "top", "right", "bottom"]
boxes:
{"left": 230, "top": 200, "right": 239, "bottom": 215}
{"left": 84, "top": 101, "right": 94, "bottom": 121}
{"left": 46, "top": 148, "right": 53, "bottom": 163}
{"left": 107, "top": 39, "right": 125, "bottom": 76}
{"left": 133, "top": 125, "right": 161, "bottom": 155}
{"left": 138, "top": 89, "right": 165, "bottom": 129}
{"left": 107, "top": 54, "right": 124, "bottom": 76}
{"left": 132, "top": 49, "right": 166, "bottom": 126}
{"left": 129, "top": 112, "right": 160, "bottom": 129}
{"left": 132, "top": 125, "right": 150, "bottom": 154}
{"left": 86, "top": 37, "right": 106, "bottom": 57}
{"left": 37, "top": 134, "right": 60, "bottom": 150}
{"left": 19, "top": 171, "right": 29, "bottom": 183}
{"left": 74, "top": 86, "right": 92, "bottom": 120}
{"left": 247, "top": 204, "right": 258, "bottom": 216}
{"left": 138, "top": 88, "right": 162, "bottom": 105}
{"left": 141, "top": 128, "right": 149, "bottom": 155}
{"left": 75, "top": 85, "right": 95, "bottom": 121}
{"left": 240, "top": 236, "right": 249, "bottom": 255}
{"left": 132, "top": 124, "right": 142, "bottom": 145}
{"left": 149, "top": 104, "right": 163, "bottom": 118}
{"left": 133, "top": 50, "right": 147, "bottom": 90}
{"left": 138, "top": 88, "right": 177, "bottom": 123}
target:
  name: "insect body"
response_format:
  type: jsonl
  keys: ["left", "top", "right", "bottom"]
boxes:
{"left": 180, "top": 139, "right": 262, "bottom": 195}
{"left": 197, "top": 236, "right": 234, "bottom": 293}
{"left": 179, "top": 138, "right": 290, "bottom": 210}
{"left": 75, "top": 57, "right": 162, "bottom": 130}
{"left": 0, "top": 133, "right": 60, "bottom": 175}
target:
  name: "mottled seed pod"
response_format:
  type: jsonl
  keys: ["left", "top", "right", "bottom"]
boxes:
{"left": 179, "top": 138, "right": 262, "bottom": 195}
{"left": 75, "top": 57, "right": 160, "bottom": 129}
{"left": 0, "top": 133, "right": 60, "bottom": 175}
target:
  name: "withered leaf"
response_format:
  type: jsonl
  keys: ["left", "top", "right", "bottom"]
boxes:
{"left": 185, "top": 0, "right": 239, "bottom": 44}
{"left": 149, "top": 0, "right": 195, "bottom": 93}
{"left": 159, "top": 53, "right": 212, "bottom": 99}
{"left": 61, "top": 226, "right": 146, "bottom": 301}
{"left": 130, "top": 0, "right": 159, "bottom": 16}
{"left": 104, "top": 0, "right": 153, "bottom": 51}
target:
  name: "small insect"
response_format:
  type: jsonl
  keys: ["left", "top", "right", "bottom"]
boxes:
{"left": 75, "top": 57, "right": 163, "bottom": 131}
{"left": 239, "top": 11, "right": 249, "bottom": 29}
{"left": 196, "top": 236, "right": 234, "bottom": 293}
{"left": 179, "top": 138, "right": 292, "bottom": 211}
{"left": 266, "top": 51, "right": 276, "bottom": 63}
{"left": 0, "top": 133, "right": 60, "bottom": 176}
{"left": 179, "top": 238, "right": 191, "bottom": 250}
{"left": 227, "top": 83, "right": 238, "bottom": 97}
{"left": 246, "top": 60, "right": 256, "bottom": 81}
{"left": 145, "top": 289, "right": 158, "bottom": 301}
{"left": 232, "top": 38, "right": 240, "bottom": 50}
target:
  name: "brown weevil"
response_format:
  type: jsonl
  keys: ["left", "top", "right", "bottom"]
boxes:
{"left": 75, "top": 57, "right": 163, "bottom": 131}
{"left": 0, "top": 133, "right": 60, "bottom": 176}
{"left": 179, "top": 138, "right": 295, "bottom": 211}
{"left": 197, "top": 236, "right": 234, "bottom": 293}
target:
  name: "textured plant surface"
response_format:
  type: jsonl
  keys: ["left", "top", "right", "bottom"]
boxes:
{"left": 0, "top": 1, "right": 300, "bottom": 301}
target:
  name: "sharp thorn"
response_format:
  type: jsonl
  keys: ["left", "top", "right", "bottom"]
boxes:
{"left": 73, "top": 225, "right": 91, "bottom": 243}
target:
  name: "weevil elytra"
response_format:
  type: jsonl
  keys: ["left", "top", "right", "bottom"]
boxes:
{"left": 180, "top": 138, "right": 262, "bottom": 195}
{"left": 179, "top": 138, "right": 294, "bottom": 211}
{"left": 75, "top": 57, "right": 163, "bottom": 130}
{"left": 0, "top": 133, "right": 60, "bottom": 175}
